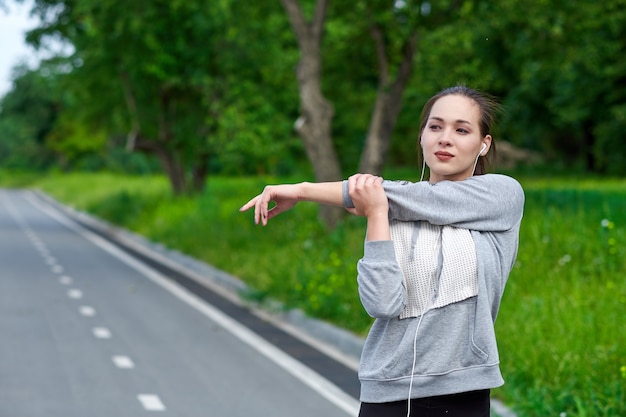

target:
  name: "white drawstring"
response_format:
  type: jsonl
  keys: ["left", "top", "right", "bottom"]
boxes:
{"left": 406, "top": 309, "right": 427, "bottom": 417}
{"left": 406, "top": 277, "right": 434, "bottom": 417}
{"left": 419, "top": 157, "right": 426, "bottom": 182}
{"left": 471, "top": 152, "right": 482, "bottom": 176}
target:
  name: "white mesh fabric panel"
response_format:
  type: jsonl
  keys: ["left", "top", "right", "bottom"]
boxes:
{"left": 390, "top": 220, "right": 478, "bottom": 319}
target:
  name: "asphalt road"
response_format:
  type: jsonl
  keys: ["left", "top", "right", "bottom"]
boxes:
{"left": 0, "top": 189, "right": 359, "bottom": 417}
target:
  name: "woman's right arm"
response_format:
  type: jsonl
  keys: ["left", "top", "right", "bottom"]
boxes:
{"left": 239, "top": 181, "right": 344, "bottom": 226}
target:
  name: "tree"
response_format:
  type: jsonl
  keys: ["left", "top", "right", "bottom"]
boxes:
{"left": 356, "top": 1, "right": 419, "bottom": 175}
{"left": 22, "top": 0, "right": 303, "bottom": 189}
{"left": 0, "top": 64, "right": 58, "bottom": 169}
{"left": 23, "top": 0, "right": 215, "bottom": 192}
{"left": 471, "top": 0, "right": 626, "bottom": 174}
{"left": 281, "top": 0, "right": 344, "bottom": 229}
{"left": 279, "top": 0, "right": 428, "bottom": 227}
{"left": 25, "top": 0, "right": 290, "bottom": 193}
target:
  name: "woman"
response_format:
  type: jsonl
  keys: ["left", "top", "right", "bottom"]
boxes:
{"left": 240, "top": 85, "right": 524, "bottom": 416}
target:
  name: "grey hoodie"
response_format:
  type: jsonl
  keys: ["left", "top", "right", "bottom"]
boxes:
{"left": 342, "top": 174, "right": 525, "bottom": 403}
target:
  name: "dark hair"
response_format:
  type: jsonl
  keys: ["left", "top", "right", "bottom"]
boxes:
{"left": 418, "top": 85, "right": 502, "bottom": 175}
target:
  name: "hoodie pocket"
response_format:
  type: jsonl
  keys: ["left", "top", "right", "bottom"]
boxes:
{"left": 468, "top": 297, "right": 490, "bottom": 361}
{"left": 374, "top": 298, "right": 491, "bottom": 379}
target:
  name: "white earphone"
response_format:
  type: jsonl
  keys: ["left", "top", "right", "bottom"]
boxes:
{"left": 479, "top": 143, "right": 487, "bottom": 155}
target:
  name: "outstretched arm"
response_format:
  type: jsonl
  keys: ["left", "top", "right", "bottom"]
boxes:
{"left": 239, "top": 181, "right": 344, "bottom": 226}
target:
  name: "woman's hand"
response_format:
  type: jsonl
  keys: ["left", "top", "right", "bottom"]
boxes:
{"left": 347, "top": 174, "right": 389, "bottom": 218}
{"left": 239, "top": 184, "right": 300, "bottom": 226}
{"left": 347, "top": 174, "right": 390, "bottom": 241}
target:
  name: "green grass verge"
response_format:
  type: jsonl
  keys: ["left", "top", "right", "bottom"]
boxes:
{"left": 5, "top": 171, "right": 624, "bottom": 417}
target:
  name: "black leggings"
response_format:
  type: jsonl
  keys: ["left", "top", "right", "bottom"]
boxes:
{"left": 358, "top": 389, "right": 490, "bottom": 417}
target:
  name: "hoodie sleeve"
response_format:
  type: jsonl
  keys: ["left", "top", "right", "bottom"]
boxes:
{"left": 357, "top": 240, "right": 407, "bottom": 319}
{"left": 343, "top": 174, "right": 524, "bottom": 232}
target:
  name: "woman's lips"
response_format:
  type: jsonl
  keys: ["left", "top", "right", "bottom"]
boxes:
{"left": 435, "top": 151, "right": 454, "bottom": 161}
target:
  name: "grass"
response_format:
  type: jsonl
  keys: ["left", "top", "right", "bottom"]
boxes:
{"left": 496, "top": 178, "right": 626, "bottom": 416}
{"left": 5, "top": 171, "right": 624, "bottom": 417}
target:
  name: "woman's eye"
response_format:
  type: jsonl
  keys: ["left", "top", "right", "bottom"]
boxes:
{"left": 429, "top": 125, "right": 441, "bottom": 130}
{"left": 457, "top": 128, "right": 469, "bottom": 134}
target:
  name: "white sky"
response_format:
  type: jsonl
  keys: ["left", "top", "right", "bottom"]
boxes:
{"left": 0, "top": 1, "right": 41, "bottom": 98}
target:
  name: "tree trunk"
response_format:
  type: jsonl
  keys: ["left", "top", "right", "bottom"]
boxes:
{"left": 359, "top": 25, "right": 419, "bottom": 175}
{"left": 192, "top": 152, "right": 209, "bottom": 193}
{"left": 130, "top": 133, "right": 187, "bottom": 195}
{"left": 582, "top": 120, "right": 596, "bottom": 172}
{"left": 159, "top": 151, "right": 187, "bottom": 195}
{"left": 121, "top": 73, "right": 190, "bottom": 195}
{"left": 281, "top": 0, "right": 343, "bottom": 229}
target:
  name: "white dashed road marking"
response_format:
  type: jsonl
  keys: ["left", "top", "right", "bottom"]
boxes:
{"left": 79, "top": 306, "right": 96, "bottom": 317}
{"left": 112, "top": 355, "right": 135, "bottom": 369}
{"left": 137, "top": 394, "right": 166, "bottom": 411}
{"left": 92, "top": 327, "right": 112, "bottom": 339}
{"left": 67, "top": 289, "right": 83, "bottom": 299}
{"left": 59, "top": 275, "right": 73, "bottom": 285}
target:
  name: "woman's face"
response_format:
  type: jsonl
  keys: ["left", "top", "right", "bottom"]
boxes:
{"left": 421, "top": 94, "right": 491, "bottom": 183}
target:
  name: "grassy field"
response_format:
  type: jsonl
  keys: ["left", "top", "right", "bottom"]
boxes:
{"left": 4, "top": 171, "right": 624, "bottom": 417}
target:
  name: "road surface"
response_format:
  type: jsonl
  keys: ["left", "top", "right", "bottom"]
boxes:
{"left": 0, "top": 189, "right": 360, "bottom": 417}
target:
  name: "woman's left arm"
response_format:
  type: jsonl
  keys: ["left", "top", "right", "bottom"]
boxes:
{"left": 344, "top": 174, "right": 525, "bottom": 231}
{"left": 347, "top": 174, "right": 390, "bottom": 241}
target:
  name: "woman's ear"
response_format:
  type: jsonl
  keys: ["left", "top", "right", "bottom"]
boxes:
{"left": 480, "top": 135, "right": 493, "bottom": 156}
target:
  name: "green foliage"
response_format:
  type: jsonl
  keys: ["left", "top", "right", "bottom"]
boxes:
{"left": 0, "top": 64, "right": 58, "bottom": 169}
{"left": 45, "top": 113, "right": 107, "bottom": 161}
{"left": 17, "top": 171, "right": 625, "bottom": 416}
{"left": 4, "top": 0, "right": 626, "bottom": 177}
{"left": 0, "top": 170, "right": 45, "bottom": 187}
{"left": 19, "top": 0, "right": 300, "bottom": 190}
{"left": 471, "top": 0, "right": 626, "bottom": 173}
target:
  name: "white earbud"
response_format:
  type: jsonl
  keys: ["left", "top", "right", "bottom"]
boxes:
{"left": 472, "top": 143, "right": 488, "bottom": 176}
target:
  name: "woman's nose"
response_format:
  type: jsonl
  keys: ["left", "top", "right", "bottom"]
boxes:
{"left": 438, "top": 129, "right": 453, "bottom": 146}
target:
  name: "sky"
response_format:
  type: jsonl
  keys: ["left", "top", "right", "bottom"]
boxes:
{"left": 0, "top": 1, "right": 41, "bottom": 98}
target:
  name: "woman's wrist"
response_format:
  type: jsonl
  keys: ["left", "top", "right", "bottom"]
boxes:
{"left": 297, "top": 181, "right": 344, "bottom": 206}
{"left": 366, "top": 212, "right": 391, "bottom": 241}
